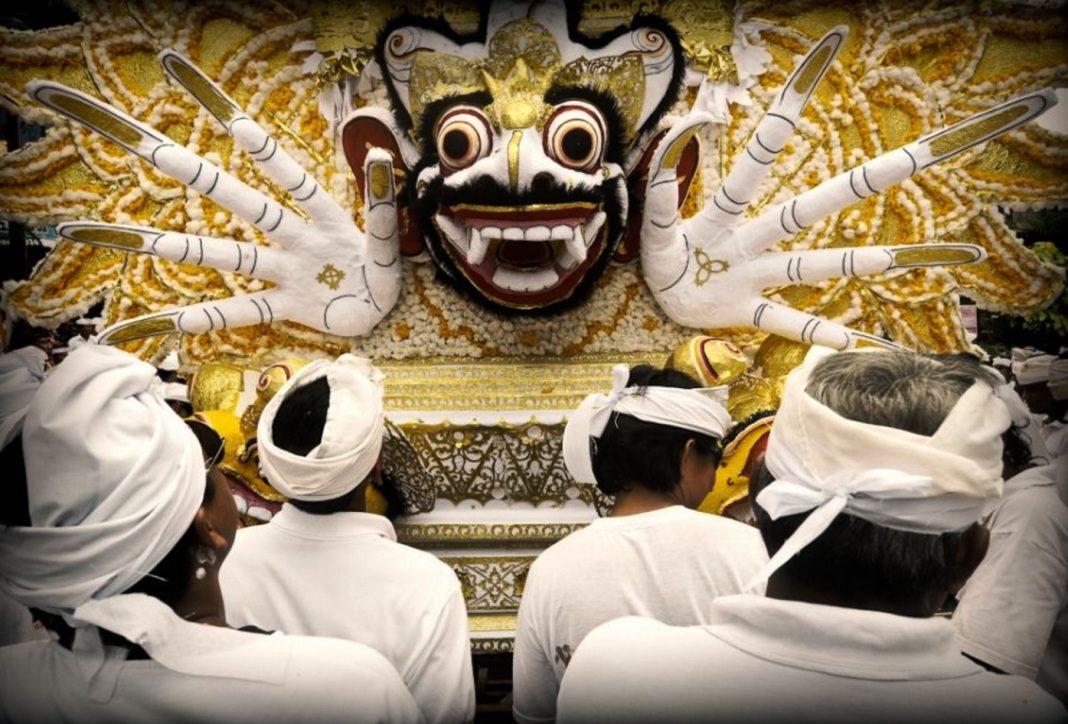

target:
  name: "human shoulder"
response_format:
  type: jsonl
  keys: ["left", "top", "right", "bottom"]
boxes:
{"left": 993, "top": 482, "right": 1068, "bottom": 548}
{"left": 268, "top": 634, "right": 420, "bottom": 714}
{"left": 959, "top": 669, "right": 1067, "bottom": 721}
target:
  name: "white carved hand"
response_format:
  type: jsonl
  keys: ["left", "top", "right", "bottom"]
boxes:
{"left": 641, "top": 27, "right": 1056, "bottom": 349}
{"left": 29, "top": 50, "right": 401, "bottom": 345}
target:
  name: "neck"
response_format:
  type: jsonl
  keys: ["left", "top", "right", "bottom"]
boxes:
{"left": 171, "top": 570, "right": 228, "bottom": 627}
{"left": 609, "top": 484, "right": 682, "bottom": 516}
{"left": 765, "top": 574, "right": 945, "bottom": 618}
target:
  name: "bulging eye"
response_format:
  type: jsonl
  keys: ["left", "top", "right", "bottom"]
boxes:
{"left": 435, "top": 107, "right": 492, "bottom": 172}
{"left": 544, "top": 102, "right": 606, "bottom": 172}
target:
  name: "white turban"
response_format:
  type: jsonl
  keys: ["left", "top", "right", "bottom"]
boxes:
{"left": 563, "top": 364, "right": 732, "bottom": 485}
{"left": 1048, "top": 358, "right": 1068, "bottom": 401}
{"left": 158, "top": 350, "right": 180, "bottom": 372}
{"left": 0, "top": 344, "right": 206, "bottom": 699}
{"left": 0, "top": 346, "right": 48, "bottom": 449}
{"left": 258, "top": 354, "right": 385, "bottom": 501}
{"left": 992, "top": 379, "right": 1053, "bottom": 464}
{"left": 748, "top": 348, "right": 1010, "bottom": 589}
{"left": 1013, "top": 354, "right": 1055, "bottom": 386}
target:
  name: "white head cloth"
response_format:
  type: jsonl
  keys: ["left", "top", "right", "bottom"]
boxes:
{"left": 748, "top": 347, "right": 1010, "bottom": 590}
{"left": 1013, "top": 354, "right": 1055, "bottom": 385}
{"left": 1048, "top": 358, "right": 1068, "bottom": 401}
{"left": 258, "top": 354, "right": 385, "bottom": 501}
{"left": 562, "top": 364, "right": 731, "bottom": 485}
{"left": 1011, "top": 346, "right": 1042, "bottom": 363}
{"left": 158, "top": 350, "right": 180, "bottom": 372}
{"left": 0, "top": 345, "right": 48, "bottom": 449}
{"left": 992, "top": 378, "right": 1053, "bottom": 464}
{"left": 0, "top": 344, "right": 206, "bottom": 699}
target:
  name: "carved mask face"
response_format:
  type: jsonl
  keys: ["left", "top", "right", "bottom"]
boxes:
{"left": 353, "top": 3, "right": 682, "bottom": 312}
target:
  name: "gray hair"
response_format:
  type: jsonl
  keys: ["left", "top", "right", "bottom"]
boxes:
{"left": 804, "top": 350, "right": 998, "bottom": 435}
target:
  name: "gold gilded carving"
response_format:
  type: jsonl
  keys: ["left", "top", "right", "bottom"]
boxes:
{"left": 51, "top": 94, "right": 143, "bottom": 146}
{"left": 409, "top": 52, "right": 485, "bottom": 137}
{"left": 793, "top": 45, "right": 833, "bottom": 95}
{"left": 660, "top": 128, "right": 700, "bottom": 172}
{"left": 693, "top": 249, "right": 729, "bottom": 287}
{"left": 395, "top": 522, "right": 589, "bottom": 548}
{"left": 894, "top": 246, "right": 979, "bottom": 266}
{"left": 929, "top": 105, "right": 1029, "bottom": 157}
{"left": 665, "top": 336, "right": 748, "bottom": 386}
{"left": 442, "top": 556, "right": 535, "bottom": 611}
{"left": 190, "top": 363, "right": 245, "bottom": 413}
{"left": 662, "top": 0, "right": 737, "bottom": 82}
{"left": 554, "top": 55, "right": 646, "bottom": 139}
{"left": 483, "top": 19, "right": 562, "bottom": 81}
{"left": 106, "top": 316, "right": 177, "bottom": 344}
{"left": 167, "top": 58, "right": 235, "bottom": 124}
{"left": 316, "top": 263, "right": 346, "bottom": 290}
{"left": 381, "top": 420, "right": 437, "bottom": 514}
{"left": 66, "top": 227, "right": 145, "bottom": 250}
{"left": 396, "top": 419, "right": 612, "bottom": 512}
{"left": 502, "top": 100, "right": 537, "bottom": 129}
{"left": 507, "top": 130, "right": 523, "bottom": 192}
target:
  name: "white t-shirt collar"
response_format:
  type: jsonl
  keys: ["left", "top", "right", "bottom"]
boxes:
{"left": 271, "top": 504, "right": 397, "bottom": 542}
{"left": 704, "top": 594, "right": 978, "bottom": 680}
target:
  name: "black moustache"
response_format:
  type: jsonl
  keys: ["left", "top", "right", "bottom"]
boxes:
{"left": 437, "top": 172, "right": 605, "bottom": 207}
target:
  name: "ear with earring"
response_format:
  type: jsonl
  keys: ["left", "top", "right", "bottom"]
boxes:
{"left": 194, "top": 545, "right": 217, "bottom": 581}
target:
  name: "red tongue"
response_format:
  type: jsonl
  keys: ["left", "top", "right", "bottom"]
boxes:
{"left": 496, "top": 240, "right": 554, "bottom": 268}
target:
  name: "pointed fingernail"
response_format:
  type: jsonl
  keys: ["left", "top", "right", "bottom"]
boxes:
{"left": 891, "top": 245, "right": 983, "bottom": 267}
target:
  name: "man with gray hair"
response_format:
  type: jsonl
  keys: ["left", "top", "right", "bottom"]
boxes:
{"left": 557, "top": 348, "right": 1065, "bottom": 722}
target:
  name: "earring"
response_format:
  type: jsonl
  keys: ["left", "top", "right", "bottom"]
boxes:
{"left": 194, "top": 546, "right": 217, "bottom": 581}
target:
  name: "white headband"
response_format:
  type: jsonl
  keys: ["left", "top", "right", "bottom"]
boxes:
{"left": 563, "top": 364, "right": 731, "bottom": 485}
{"left": 1048, "top": 358, "right": 1068, "bottom": 401}
{"left": 747, "top": 348, "right": 1009, "bottom": 590}
{"left": 258, "top": 354, "right": 385, "bottom": 501}
{"left": 1013, "top": 354, "right": 1055, "bottom": 385}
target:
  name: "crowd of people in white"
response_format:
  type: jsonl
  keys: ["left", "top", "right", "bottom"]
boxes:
{"left": 0, "top": 336, "right": 1065, "bottom": 722}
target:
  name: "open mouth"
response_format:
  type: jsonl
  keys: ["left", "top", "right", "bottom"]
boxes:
{"left": 433, "top": 202, "right": 608, "bottom": 297}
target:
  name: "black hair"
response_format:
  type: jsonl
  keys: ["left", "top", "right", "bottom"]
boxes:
{"left": 751, "top": 462, "right": 970, "bottom": 601}
{"left": 269, "top": 376, "right": 370, "bottom": 516}
{"left": 271, "top": 376, "right": 329, "bottom": 456}
{"left": 591, "top": 364, "right": 721, "bottom": 496}
{"left": 1003, "top": 423, "right": 1037, "bottom": 478}
{"left": 0, "top": 434, "right": 31, "bottom": 527}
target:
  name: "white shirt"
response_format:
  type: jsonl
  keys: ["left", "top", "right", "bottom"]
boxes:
{"left": 955, "top": 464, "right": 1068, "bottom": 701}
{"left": 512, "top": 506, "right": 767, "bottom": 724}
{"left": 557, "top": 595, "right": 1066, "bottom": 723}
{"left": 221, "top": 506, "right": 474, "bottom": 724}
{"left": 1045, "top": 420, "right": 1068, "bottom": 460}
{"left": 0, "top": 623, "right": 420, "bottom": 722}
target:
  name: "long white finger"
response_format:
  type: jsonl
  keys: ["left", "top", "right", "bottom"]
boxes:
{"left": 745, "top": 299, "right": 902, "bottom": 351}
{"left": 641, "top": 113, "right": 712, "bottom": 292}
{"left": 57, "top": 222, "right": 286, "bottom": 282}
{"left": 28, "top": 81, "right": 305, "bottom": 246}
{"left": 361, "top": 147, "right": 402, "bottom": 316}
{"left": 96, "top": 292, "right": 285, "bottom": 345}
{"left": 747, "top": 243, "right": 985, "bottom": 288}
{"left": 737, "top": 89, "right": 1057, "bottom": 258}
{"left": 705, "top": 27, "right": 847, "bottom": 226}
{"left": 158, "top": 51, "right": 350, "bottom": 227}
